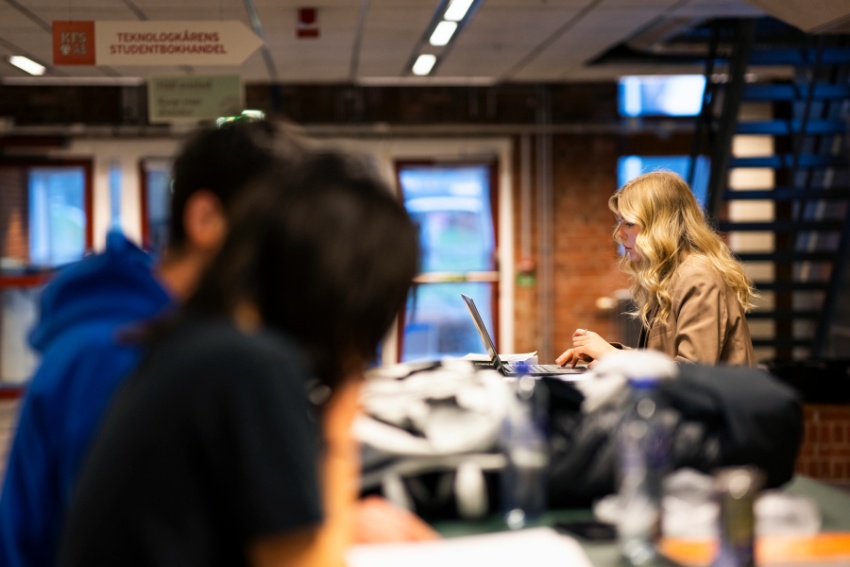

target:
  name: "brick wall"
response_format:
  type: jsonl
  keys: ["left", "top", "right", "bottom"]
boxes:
{"left": 0, "top": 167, "right": 29, "bottom": 262}
{"left": 797, "top": 404, "right": 850, "bottom": 483}
{"left": 512, "top": 134, "right": 631, "bottom": 357}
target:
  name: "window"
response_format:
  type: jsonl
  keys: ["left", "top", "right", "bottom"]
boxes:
{"left": 140, "top": 159, "right": 173, "bottom": 255}
{"left": 619, "top": 75, "right": 706, "bottom": 118}
{"left": 0, "top": 159, "right": 93, "bottom": 271}
{"left": 0, "top": 159, "right": 92, "bottom": 384}
{"left": 397, "top": 162, "right": 499, "bottom": 362}
{"left": 28, "top": 166, "right": 88, "bottom": 267}
{"left": 618, "top": 155, "right": 710, "bottom": 208}
{"left": 108, "top": 161, "right": 122, "bottom": 228}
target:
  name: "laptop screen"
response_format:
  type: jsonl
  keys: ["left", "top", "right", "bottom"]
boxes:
{"left": 461, "top": 294, "right": 500, "bottom": 364}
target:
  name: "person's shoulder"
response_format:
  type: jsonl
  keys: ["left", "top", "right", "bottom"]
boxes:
{"left": 30, "top": 234, "right": 170, "bottom": 353}
{"left": 675, "top": 254, "right": 722, "bottom": 282}
{"left": 167, "top": 319, "right": 305, "bottom": 374}
{"left": 26, "top": 320, "right": 141, "bottom": 395}
{"left": 158, "top": 320, "right": 310, "bottom": 401}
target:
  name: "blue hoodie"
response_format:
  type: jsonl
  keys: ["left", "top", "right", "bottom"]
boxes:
{"left": 0, "top": 231, "right": 172, "bottom": 567}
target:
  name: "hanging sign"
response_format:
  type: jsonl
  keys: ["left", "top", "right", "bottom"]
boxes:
{"left": 53, "top": 21, "right": 263, "bottom": 67}
{"left": 147, "top": 75, "right": 243, "bottom": 123}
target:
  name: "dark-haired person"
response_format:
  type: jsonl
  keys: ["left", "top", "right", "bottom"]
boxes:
{"left": 59, "top": 150, "right": 421, "bottom": 567}
{"left": 0, "top": 120, "right": 300, "bottom": 567}
{"left": 557, "top": 171, "right": 756, "bottom": 367}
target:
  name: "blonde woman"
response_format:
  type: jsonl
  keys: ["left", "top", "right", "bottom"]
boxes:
{"left": 557, "top": 171, "right": 756, "bottom": 367}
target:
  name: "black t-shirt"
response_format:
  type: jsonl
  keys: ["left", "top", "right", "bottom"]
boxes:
{"left": 60, "top": 319, "right": 323, "bottom": 567}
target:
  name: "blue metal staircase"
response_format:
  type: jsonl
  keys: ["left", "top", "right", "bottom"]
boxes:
{"left": 691, "top": 18, "right": 850, "bottom": 359}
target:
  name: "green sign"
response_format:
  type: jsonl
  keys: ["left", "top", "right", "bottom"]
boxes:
{"left": 148, "top": 75, "right": 243, "bottom": 123}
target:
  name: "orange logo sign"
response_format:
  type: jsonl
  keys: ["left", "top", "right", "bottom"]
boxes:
{"left": 53, "top": 21, "right": 96, "bottom": 65}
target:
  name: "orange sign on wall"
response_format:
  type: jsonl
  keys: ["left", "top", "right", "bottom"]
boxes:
{"left": 53, "top": 21, "right": 96, "bottom": 65}
{"left": 52, "top": 21, "right": 262, "bottom": 67}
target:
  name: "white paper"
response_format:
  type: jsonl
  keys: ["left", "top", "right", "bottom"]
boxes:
{"left": 461, "top": 351, "right": 538, "bottom": 363}
{"left": 346, "top": 527, "right": 595, "bottom": 567}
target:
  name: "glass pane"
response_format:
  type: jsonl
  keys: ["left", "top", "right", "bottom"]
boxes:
{"left": 397, "top": 163, "right": 498, "bottom": 363}
{"left": 618, "top": 155, "right": 710, "bottom": 208}
{"left": 618, "top": 75, "right": 706, "bottom": 117}
{"left": 400, "top": 165, "right": 495, "bottom": 272}
{"left": 28, "top": 167, "right": 86, "bottom": 267}
{"left": 108, "top": 162, "right": 122, "bottom": 228}
{"left": 402, "top": 281, "right": 494, "bottom": 362}
{"left": 145, "top": 165, "right": 172, "bottom": 255}
{"left": 1, "top": 287, "right": 41, "bottom": 383}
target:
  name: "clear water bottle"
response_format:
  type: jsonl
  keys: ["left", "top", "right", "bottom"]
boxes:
{"left": 616, "top": 376, "right": 671, "bottom": 566}
{"left": 714, "top": 467, "right": 764, "bottom": 567}
{"left": 501, "top": 370, "right": 549, "bottom": 530}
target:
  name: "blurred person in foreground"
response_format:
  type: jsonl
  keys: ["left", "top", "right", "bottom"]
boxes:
{"left": 60, "top": 149, "right": 421, "bottom": 567}
{"left": 557, "top": 171, "right": 756, "bottom": 368}
{"left": 0, "top": 120, "right": 289, "bottom": 567}
{"left": 0, "top": 121, "right": 434, "bottom": 567}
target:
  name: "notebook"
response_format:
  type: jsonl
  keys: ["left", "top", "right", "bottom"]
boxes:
{"left": 461, "top": 294, "right": 585, "bottom": 377}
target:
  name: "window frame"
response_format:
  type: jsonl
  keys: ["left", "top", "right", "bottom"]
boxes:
{"left": 393, "top": 158, "right": 501, "bottom": 363}
{"left": 0, "top": 156, "right": 93, "bottom": 268}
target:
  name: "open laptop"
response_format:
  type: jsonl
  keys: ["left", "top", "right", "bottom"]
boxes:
{"left": 461, "top": 294, "right": 585, "bottom": 377}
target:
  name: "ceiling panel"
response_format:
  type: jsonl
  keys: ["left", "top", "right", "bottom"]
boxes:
{"left": 670, "top": 0, "right": 764, "bottom": 17}
{"left": 0, "top": 0, "right": 830, "bottom": 84}
{"left": 138, "top": 8, "right": 249, "bottom": 22}
{"left": 0, "top": 9, "right": 48, "bottom": 30}
{"left": 438, "top": 6, "right": 586, "bottom": 79}
{"left": 500, "top": 5, "right": 665, "bottom": 81}
{"left": 485, "top": 0, "right": 594, "bottom": 6}
{"left": 355, "top": 6, "right": 433, "bottom": 79}
{"left": 23, "top": 0, "right": 139, "bottom": 7}
{"left": 33, "top": 6, "right": 146, "bottom": 21}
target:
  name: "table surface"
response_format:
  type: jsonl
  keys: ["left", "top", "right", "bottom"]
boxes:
{"left": 433, "top": 476, "right": 850, "bottom": 567}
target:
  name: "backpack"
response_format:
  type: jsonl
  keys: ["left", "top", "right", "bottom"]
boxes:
{"left": 355, "top": 360, "right": 511, "bottom": 520}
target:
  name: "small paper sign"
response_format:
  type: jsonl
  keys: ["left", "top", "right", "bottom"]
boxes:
{"left": 147, "top": 75, "right": 244, "bottom": 123}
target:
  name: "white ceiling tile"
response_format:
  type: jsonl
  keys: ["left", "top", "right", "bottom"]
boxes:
{"left": 0, "top": 0, "right": 827, "bottom": 83}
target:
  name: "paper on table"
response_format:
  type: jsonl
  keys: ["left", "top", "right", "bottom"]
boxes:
{"left": 346, "top": 527, "right": 595, "bottom": 567}
{"left": 461, "top": 351, "right": 538, "bottom": 363}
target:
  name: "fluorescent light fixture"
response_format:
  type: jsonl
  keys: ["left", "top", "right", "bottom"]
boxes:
{"left": 412, "top": 54, "right": 437, "bottom": 76}
{"left": 444, "top": 0, "right": 475, "bottom": 21}
{"left": 8, "top": 55, "right": 45, "bottom": 76}
{"left": 429, "top": 20, "right": 458, "bottom": 46}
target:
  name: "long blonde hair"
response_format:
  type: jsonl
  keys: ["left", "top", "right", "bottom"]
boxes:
{"left": 609, "top": 171, "right": 756, "bottom": 329}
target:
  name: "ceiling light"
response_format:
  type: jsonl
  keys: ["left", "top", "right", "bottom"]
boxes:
{"left": 412, "top": 54, "right": 437, "bottom": 76}
{"left": 444, "top": 0, "right": 475, "bottom": 22}
{"left": 8, "top": 55, "right": 45, "bottom": 76}
{"left": 429, "top": 21, "right": 458, "bottom": 46}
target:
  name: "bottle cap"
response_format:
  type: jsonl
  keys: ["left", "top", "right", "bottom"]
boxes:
{"left": 627, "top": 376, "right": 661, "bottom": 388}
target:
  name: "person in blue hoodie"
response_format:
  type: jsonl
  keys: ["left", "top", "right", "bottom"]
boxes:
{"left": 0, "top": 119, "right": 291, "bottom": 567}
{"left": 0, "top": 120, "right": 438, "bottom": 567}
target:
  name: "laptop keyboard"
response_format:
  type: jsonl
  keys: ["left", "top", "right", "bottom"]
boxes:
{"left": 507, "top": 364, "right": 581, "bottom": 375}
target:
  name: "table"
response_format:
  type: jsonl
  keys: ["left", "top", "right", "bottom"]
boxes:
{"left": 432, "top": 476, "right": 850, "bottom": 566}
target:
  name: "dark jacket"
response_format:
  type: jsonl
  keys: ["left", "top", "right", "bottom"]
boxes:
{"left": 547, "top": 364, "right": 803, "bottom": 507}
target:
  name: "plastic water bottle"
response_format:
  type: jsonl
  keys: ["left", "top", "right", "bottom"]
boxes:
{"left": 501, "top": 368, "right": 549, "bottom": 530}
{"left": 616, "top": 376, "right": 671, "bottom": 565}
{"left": 714, "top": 467, "right": 764, "bottom": 567}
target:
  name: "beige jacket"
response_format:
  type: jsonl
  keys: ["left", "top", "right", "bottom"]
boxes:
{"left": 636, "top": 254, "right": 755, "bottom": 366}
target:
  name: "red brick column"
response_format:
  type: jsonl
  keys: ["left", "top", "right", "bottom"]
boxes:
{"left": 512, "top": 134, "right": 630, "bottom": 357}
{"left": 796, "top": 404, "right": 850, "bottom": 482}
